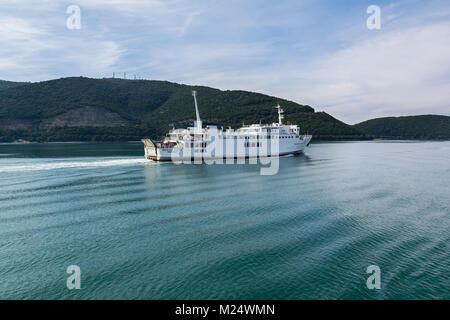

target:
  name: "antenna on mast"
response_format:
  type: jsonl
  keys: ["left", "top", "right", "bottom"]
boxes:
{"left": 192, "top": 91, "right": 202, "bottom": 132}
{"left": 276, "top": 104, "right": 284, "bottom": 125}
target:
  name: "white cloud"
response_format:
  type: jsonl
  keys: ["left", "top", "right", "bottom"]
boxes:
{"left": 288, "top": 22, "right": 450, "bottom": 123}
{"left": 0, "top": 12, "right": 124, "bottom": 80}
{"left": 0, "top": 17, "right": 53, "bottom": 74}
{"left": 74, "top": 0, "right": 203, "bottom": 36}
{"left": 58, "top": 40, "right": 125, "bottom": 76}
{"left": 138, "top": 41, "right": 274, "bottom": 87}
{"left": 0, "top": 0, "right": 449, "bottom": 124}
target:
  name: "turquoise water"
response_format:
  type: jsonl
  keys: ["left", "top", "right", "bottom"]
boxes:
{"left": 0, "top": 141, "right": 448, "bottom": 299}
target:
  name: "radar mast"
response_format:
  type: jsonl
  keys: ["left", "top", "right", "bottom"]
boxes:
{"left": 192, "top": 91, "right": 202, "bottom": 132}
{"left": 276, "top": 104, "right": 284, "bottom": 125}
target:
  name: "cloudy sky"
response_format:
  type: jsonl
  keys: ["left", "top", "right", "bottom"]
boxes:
{"left": 1, "top": 0, "right": 449, "bottom": 123}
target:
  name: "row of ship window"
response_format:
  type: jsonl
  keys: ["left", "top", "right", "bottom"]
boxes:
{"left": 228, "top": 135, "right": 297, "bottom": 139}
{"left": 182, "top": 135, "right": 297, "bottom": 141}
{"left": 185, "top": 142, "right": 207, "bottom": 148}
{"left": 184, "top": 141, "right": 284, "bottom": 148}
{"left": 244, "top": 142, "right": 262, "bottom": 147}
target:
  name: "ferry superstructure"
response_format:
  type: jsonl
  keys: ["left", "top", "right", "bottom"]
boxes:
{"left": 141, "top": 91, "right": 312, "bottom": 161}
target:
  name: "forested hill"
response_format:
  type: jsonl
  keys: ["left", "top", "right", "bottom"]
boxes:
{"left": 354, "top": 115, "right": 450, "bottom": 140}
{"left": 0, "top": 77, "right": 367, "bottom": 142}
{"left": 0, "top": 80, "right": 27, "bottom": 90}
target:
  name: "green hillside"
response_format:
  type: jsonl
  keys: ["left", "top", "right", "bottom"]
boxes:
{"left": 0, "top": 80, "right": 27, "bottom": 90}
{"left": 0, "top": 77, "right": 366, "bottom": 142}
{"left": 0, "top": 77, "right": 180, "bottom": 121}
{"left": 354, "top": 115, "right": 450, "bottom": 140}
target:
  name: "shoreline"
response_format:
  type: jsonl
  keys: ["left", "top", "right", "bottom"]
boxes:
{"left": 1, "top": 138, "right": 449, "bottom": 145}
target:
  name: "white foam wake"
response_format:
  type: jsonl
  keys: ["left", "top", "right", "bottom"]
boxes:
{"left": 0, "top": 158, "right": 148, "bottom": 173}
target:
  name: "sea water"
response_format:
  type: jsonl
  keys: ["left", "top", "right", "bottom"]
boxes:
{"left": 0, "top": 141, "right": 448, "bottom": 299}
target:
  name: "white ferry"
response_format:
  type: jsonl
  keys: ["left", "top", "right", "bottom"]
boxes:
{"left": 141, "top": 91, "right": 312, "bottom": 161}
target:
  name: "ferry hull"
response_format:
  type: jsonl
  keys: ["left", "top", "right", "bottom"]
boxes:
{"left": 142, "top": 135, "right": 312, "bottom": 162}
